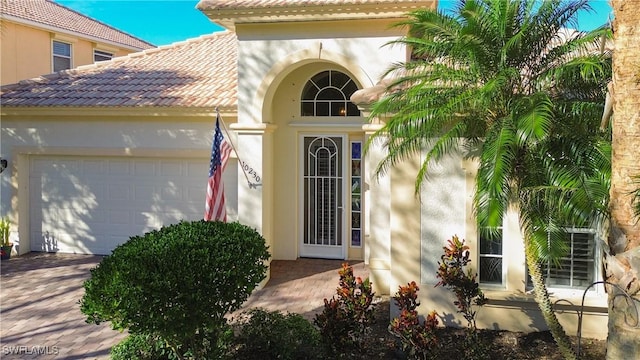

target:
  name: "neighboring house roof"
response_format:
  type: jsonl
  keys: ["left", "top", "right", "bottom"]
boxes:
{"left": 0, "top": 0, "right": 155, "bottom": 50}
{"left": 197, "top": 0, "right": 436, "bottom": 29}
{"left": 0, "top": 31, "right": 237, "bottom": 109}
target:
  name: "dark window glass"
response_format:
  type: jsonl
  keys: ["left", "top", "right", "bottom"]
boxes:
{"left": 301, "top": 102, "right": 315, "bottom": 116}
{"left": 479, "top": 228, "right": 503, "bottom": 285}
{"left": 311, "top": 71, "right": 330, "bottom": 89}
{"left": 316, "top": 102, "right": 330, "bottom": 116}
{"left": 332, "top": 71, "right": 349, "bottom": 89}
{"left": 302, "top": 81, "right": 319, "bottom": 100}
{"left": 347, "top": 103, "right": 360, "bottom": 116}
{"left": 331, "top": 102, "right": 347, "bottom": 116}
{"left": 343, "top": 80, "right": 358, "bottom": 96}
{"left": 318, "top": 88, "right": 345, "bottom": 101}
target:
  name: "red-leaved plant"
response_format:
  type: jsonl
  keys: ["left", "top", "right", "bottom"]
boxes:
{"left": 435, "top": 235, "right": 487, "bottom": 331}
{"left": 389, "top": 281, "right": 440, "bottom": 359}
{"left": 314, "top": 263, "right": 375, "bottom": 356}
{"left": 435, "top": 235, "right": 490, "bottom": 359}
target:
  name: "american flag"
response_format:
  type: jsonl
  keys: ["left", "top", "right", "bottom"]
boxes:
{"left": 204, "top": 115, "right": 232, "bottom": 222}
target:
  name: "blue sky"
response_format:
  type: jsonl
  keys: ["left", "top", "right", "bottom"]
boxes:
{"left": 57, "top": 0, "right": 613, "bottom": 47}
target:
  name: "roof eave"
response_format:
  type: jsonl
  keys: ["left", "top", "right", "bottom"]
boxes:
{"left": 0, "top": 14, "right": 153, "bottom": 51}
{"left": 197, "top": 2, "right": 436, "bottom": 30}
{"left": 0, "top": 106, "right": 237, "bottom": 119}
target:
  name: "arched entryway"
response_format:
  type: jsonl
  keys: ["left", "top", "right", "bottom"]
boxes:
{"left": 297, "top": 70, "right": 363, "bottom": 259}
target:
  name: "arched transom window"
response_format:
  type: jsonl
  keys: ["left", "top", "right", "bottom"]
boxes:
{"left": 301, "top": 70, "right": 361, "bottom": 117}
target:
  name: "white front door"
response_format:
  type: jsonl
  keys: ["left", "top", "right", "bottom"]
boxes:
{"left": 299, "top": 135, "right": 347, "bottom": 259}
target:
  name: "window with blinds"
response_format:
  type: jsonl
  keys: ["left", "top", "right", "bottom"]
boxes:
{"left": 53, "top": 41, "right": 71, "bottom": 72}
{"left": 528, "top": 228, "right": 596, "bottom": 290}
{"left": 94, "top": 50, "right": 113, "bottom": 62}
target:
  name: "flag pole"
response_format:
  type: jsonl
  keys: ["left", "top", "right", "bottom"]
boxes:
{"left": 215, "top": 107, "right": 259, "bottom": 188}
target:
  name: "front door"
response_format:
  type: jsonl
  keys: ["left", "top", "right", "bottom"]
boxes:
{"left": 299, "top": 135, "right": 346, "bottom": 259}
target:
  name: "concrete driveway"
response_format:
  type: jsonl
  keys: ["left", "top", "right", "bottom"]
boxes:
{"left": 0, "top": 253, "right": 368, "bottom": 359}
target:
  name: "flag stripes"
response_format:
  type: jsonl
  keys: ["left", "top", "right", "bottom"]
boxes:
{"left": 204, "top": 115, "right": 232, "bottom": 222}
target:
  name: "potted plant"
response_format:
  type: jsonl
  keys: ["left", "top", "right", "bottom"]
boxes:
{"left": 1, "top": 217, "right": 13, "bottom": 260}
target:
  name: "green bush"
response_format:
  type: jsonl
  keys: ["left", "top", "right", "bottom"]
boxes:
{"left": 231, "top": 309, "right": 323, "bottom": 360}
{"left": 111, "top": 334, "right": 173, "bottom": 360}
{"left": 80, "top": 220, "right": 270, "bottom": 359}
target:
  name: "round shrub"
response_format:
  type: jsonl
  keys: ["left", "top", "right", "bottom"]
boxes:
{"left": 80, "top": 220, "right": 270, "bottom": 358}
{"left": 232, "top": 309, "right": 323, "bottom": 360}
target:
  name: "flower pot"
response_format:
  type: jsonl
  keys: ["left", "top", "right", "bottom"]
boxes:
{"left": 1, "top": 244, "right": 13, "bottom": 260}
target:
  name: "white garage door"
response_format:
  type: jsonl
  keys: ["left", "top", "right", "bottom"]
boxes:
{"left": 29, "top": 156, "right": 234, "bottom": 255}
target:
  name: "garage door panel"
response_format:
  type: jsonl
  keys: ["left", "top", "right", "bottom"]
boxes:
{"left": 134, "top": 160, "right": 156, "bottom": 175}
{"left": 108, "top": 160, "right": 132, "bottom": 175}
{"left": 133, "top": 184, "right": 155, "bottom": 200}
{"left": 160, "top": 161, "right": 183, "bottom": 176}
{"left": 108, "top": 184, "right": 131, "bottom": 200}
{"left": 187, "top": 185, "right": 207, "bottom": 202}
{"left": 82, "top": 159, "right": 106, "bottom": 174}
{"left": 30, "top": 156, "right": 219, "bottom": 255}
{"left": 161, "top": 184, "right": 185, "bottom": 201}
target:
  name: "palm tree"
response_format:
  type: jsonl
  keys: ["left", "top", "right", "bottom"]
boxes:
{"left": 367, "top": 1, "right": 611, "bottom": 359}
{"left": 606, "top": 1, "right": 640, "bottom": 358}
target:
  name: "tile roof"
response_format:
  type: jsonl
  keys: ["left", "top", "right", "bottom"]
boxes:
{"left": 197, "top": 0, "right": 435, "bottom": 29}
{"left": 198, "top": 0, "right": 432, "bottom": 10}
{"left": 1, "top": 0, "right": 155, "bottom": 50}
{"left": 0, "top": 31, "right": 238, "bottom": 109}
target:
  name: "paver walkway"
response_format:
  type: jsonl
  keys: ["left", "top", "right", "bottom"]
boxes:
{"left": 0, "top": 253, "right": 368, "bottom": 359}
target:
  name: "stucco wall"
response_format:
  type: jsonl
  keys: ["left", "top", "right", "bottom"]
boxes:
{"left": 389, "top": 149, "right": 608, "bottom": 339}
{"left": 1, "top": 22, "right": 51, "bottom": 85}
{"left": 232, "top": 19, "right": 406, "bottom": 261}
{"left": 1, "top": 21, "right": 140, "bottom": 86}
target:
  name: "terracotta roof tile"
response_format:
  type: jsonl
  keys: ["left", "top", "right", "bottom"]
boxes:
{"left": 198, "top": 0, "right": 431, "bottom": 10}
{"left": 0, "top": 31, "right": 238, "bottom": 109}
{"left": 1, "top": 0, "right": 155, "bottom": 50}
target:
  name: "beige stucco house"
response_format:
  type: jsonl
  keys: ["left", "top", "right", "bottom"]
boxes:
{"left": 0, "top": 0, "right": 155, "bottom": 85}
{"left": 0, "top": 0, "right": 607, "bottom": 339}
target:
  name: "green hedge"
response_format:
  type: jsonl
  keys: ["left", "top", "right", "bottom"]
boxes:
{"left": 232, "top": 309, "right": 323, "bottom": 360}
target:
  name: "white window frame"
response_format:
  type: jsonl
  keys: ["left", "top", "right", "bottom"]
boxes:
{"left": 52, "top": 40, "right": 72, "bottom": 72}
{"left": 300, "top": 70, "right": 361, "bottom": 117}
{"left": 528, "top": 227, "right": 602, "bottom": 296}
{"left": 478, "top": 227, "right": 506, "bottom": 288}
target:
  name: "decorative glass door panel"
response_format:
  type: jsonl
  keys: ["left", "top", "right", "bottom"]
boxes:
{"left": 300, "top": 136, "right": 345, "bottom": 259}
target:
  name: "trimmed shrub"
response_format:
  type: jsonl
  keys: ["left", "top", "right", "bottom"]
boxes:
{"left": 80, "top": 220, "right": 270, "bottom": 359}
{"left": 231, "top": 309, "right": 323, "bottom": 360}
